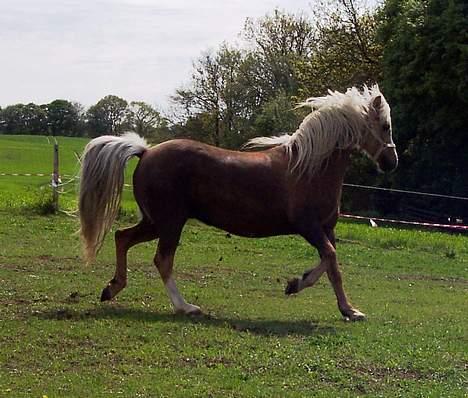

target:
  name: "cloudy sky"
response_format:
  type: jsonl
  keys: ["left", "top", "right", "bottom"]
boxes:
{"left": 1, "top": 0, "right": 318, "bottom": 110}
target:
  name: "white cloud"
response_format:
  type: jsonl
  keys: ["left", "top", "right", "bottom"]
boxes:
{"left": 0, "top": 0, "right": 314, "bottom": 108}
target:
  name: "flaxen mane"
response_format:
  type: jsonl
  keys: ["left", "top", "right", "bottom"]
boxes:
{"left": 246, "top": 85, "right": 388, "bottom": 177}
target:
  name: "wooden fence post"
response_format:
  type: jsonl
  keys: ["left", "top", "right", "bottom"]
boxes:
{"left": 52, "top": 142, "right": 59, "bottom": 212}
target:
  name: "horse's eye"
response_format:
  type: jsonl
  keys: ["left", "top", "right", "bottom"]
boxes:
{"left": 382, "top": 122, "right": 390, "bottom": 131}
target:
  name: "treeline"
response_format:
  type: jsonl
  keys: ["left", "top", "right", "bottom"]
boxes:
{"left": 168, "top": 0, "right": 467, "bottom": 196}
{"left": 170, "top": 4, "right": 382, "bottom": 149}
{"left": 0, "top": 96, "right": 166, "bottom": 139}
{"left": 1, "top": 0, "right": 466, "bottom": 196}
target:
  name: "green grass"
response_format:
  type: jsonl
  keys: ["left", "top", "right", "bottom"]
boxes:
{"left": 0, "top": 212, "right": 466, "bottom": 397}
{"left": 1, "top": 134, "right": 467, "bottom": 396}
{"left": 0, "top": 134, "right": 138, "bottom": 213}
{"left": 0, "top": 135, "right": 86, "bottom": 211}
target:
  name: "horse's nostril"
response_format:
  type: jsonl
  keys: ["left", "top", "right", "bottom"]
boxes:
{"left": 379, "top": 157, "right": 398, "bottom": 173}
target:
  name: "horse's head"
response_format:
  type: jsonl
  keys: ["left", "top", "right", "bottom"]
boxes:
{"left": 361, "top": 93, "right": 398, "bottom": 173}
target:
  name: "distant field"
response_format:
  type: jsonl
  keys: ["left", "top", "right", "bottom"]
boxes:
{"left": 0, "top": 134, "right": 138, "bottom": 212}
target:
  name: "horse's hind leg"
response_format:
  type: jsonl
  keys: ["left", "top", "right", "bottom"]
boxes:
{"left": 101, "top": 219, "right": 157, "bottom": 301}
{"left": 154, "top": 233, "right": 201, "bottom": 315}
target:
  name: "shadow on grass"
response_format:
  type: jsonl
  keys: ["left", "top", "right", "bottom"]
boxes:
{"left": 36, "top": 306, "right": 337, "bottom": 337}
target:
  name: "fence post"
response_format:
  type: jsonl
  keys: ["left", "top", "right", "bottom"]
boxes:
{"left": 52, "top": 142, "right": 59, "bottom": 212}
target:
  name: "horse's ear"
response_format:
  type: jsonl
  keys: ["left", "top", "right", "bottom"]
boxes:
{"left": 369, "top": 95, "right": 382, "bottom": 121}
{"left": 371, "top": 95, "right": 382, "bottom": 110}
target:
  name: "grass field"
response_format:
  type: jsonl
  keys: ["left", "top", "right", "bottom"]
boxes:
{"left": 0, "top": 134, "right": 467, "bottom": 397}
{"left": 0, "top": 135, "right": 138, "bottom": 213}
{"left": 0, "top": 135, "right": 86, "bottom": 210}
{"left": 0, "top": 212, "right": 467, "bottom": 397}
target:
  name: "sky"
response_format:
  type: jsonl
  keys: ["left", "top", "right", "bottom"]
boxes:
{"left": 0, "top": 0, "right": 319, "bottom": 110}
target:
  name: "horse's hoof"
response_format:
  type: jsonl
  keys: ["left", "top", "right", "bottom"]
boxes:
{"left": 187, "top": 307, "right": 203, "bottom": 316}
{"left": 100, "top": 287, "right": 112, "bottom": 302}
{"left": 175, "top": 304, "right": 202, "bottom": 316}
{"left": 343, "top": 309, "right": 367, "bottom": 322}
{"left": 285, "top": 278, "right": 300, "bottom": 295}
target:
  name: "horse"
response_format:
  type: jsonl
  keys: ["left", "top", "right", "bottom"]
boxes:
{"left": 78, "top": 85, "right": 397, "bottom": 321}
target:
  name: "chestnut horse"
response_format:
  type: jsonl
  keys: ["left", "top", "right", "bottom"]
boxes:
{"left": 79, "top": 85, "right": 397, "bottom": 321}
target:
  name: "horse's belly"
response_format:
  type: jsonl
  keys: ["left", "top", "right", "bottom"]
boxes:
{"left": 191, "top": 194, "right": 292, "bottom": 237}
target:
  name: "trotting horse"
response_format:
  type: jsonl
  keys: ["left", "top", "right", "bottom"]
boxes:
{"left": 79, "top": 85, "right": 397, "bottom": 321}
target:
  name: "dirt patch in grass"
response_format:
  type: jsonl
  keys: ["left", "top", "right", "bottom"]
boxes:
{"left": 0, "top": 255, "right": 80, "bottom": 272}
{"left": 0, "top": 262, "right": 31, "bottom": 272}
{"left": 177, "top": 265, "right": 250, "bottom": 282}
{"left": 0, "top": 254, "right": 79, "bottom": 262}
{"left": 178, "top": 355, "right": 234, "bottom": 369}
{"left": 388, "top": 274, "right": 467, "bottom": 285}
{"left": 353, "top": 364, "right": 426, "bottom": 381}
{"left": 337, "top": 362, "right": 439, "bottom": 394}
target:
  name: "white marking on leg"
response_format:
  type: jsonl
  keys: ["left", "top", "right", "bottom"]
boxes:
{"left": 164, "top": 277, "right": 201, "bottom": 314}
{"left": 165, "top": 277, "right": 186, "bottom": 310}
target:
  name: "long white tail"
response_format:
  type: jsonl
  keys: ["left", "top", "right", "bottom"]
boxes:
{"left": 79, "top": 132, "right": 149, "bottom": 263}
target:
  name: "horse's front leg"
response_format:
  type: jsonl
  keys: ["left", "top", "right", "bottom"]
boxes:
{"left": 284, "top": 229, "right": 333, "bottom": 295}
{"left": 285, "top": 226, "right": 365, "bottom": 321}
{"left": 325, "top": 229, "right": 366, "bottom": 321}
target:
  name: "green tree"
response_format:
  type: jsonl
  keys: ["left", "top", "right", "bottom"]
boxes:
{"left": 243, "top": 9, "right": 315, "bottom": 99}
{"left": 1, "top": 105, "right": 24, "bottom": 133}
{"left": 0, "top": 103, "right": 47, "bottom": 134}
{"left": 173, "top": 45, "right": 248, "bottom": 147}
{"left": 47, "top": 99, "right": 81, "bottom": 136}
{"left": 253, "top": 92, "right": 301, "bottom": 136}
{"left": 87, "top": 95, "right": 128, "bottom": 137}
{"left": 170, "top": 113, "right": 215, "bottom": 143}
{"left": 172, "top": 4, "right": 384, "bottom": 148}
{"left": 295, "top": 0, "right": 383, "bottom": 98}
{"left": 126, "top": 101, "right": 166, "bottom": 138}
{"left": 380, "top": 0, "right": 468, "bottom": 195}
{"left": 172, "top": 12, "right": 317, "bottom": 147}
{"left": 71, "top": 102, "right": 88, "bottom": 137}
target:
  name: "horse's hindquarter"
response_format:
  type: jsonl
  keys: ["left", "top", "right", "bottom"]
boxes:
{"left": 134, "top": 140, "right": 293, "bottom": 237}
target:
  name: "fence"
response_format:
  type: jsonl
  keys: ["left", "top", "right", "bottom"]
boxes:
{"left": 341, "top": 183, "right": 468, "bottom": 232}
{"left": 0, "top": 140, "right": 69, "bottom": 212}
{"left": 1, "top": 144, "right": 467, "bottom": 232}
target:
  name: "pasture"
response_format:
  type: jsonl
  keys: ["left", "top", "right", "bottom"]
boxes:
{"left": 0, "top": 135, "right": 467, "bottom": 397}
{"left": 0, "top": 135, "right": 138, "bottom": 213}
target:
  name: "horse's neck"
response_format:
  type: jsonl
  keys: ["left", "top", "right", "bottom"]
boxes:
{"left": 303, "top": 149, "right": 352, "bottom": 194}
{"left": 325, "top": 149, "right": 352, "bottom": 181}
{"left": 271, "top": 145, "right": 351, "bottom": 187}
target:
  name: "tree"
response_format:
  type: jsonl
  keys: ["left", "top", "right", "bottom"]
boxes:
{"left": 294, "top": 0, "right": 383, "bottom": 99}
{"left": 379, "top": 0, "right": 468, "bottom": 195}
{"left": 253, "top": 92, "right": 301, "bottom": 136}
{"left": 172, "top": 5, "right": 385, "bottom": 148}
{"left": 1, "top": 104, "right": 25, "bottom": 133}
{"left": 173, "top": 45, "right": 248, "bottom": 147}
{"left": 126, "top": 101, "right": 165, "bottom": 138}
{"left": 170, "top": 113, "right": 215, "bottom": 144}
{"left": 172, "top": 12, "right": 318, "bottom": 147}
{"left": 47, "top": 99, "right": 80, "bottom": 136}
{"left": 0, "top": 103, "right": 47, "bottom": 134}
{"left": 243, "top": 9, "right": 315, "bottom": 98}
{"left": 71, "top": 102, "right": 88, "bottom": 137}
{"left": 87, "top": 95, "right": 128, "bottom": 136}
